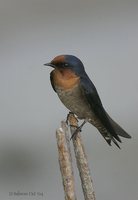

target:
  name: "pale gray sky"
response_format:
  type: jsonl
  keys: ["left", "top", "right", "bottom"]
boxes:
{"left": 0, "top": 0, "right": 138, "bottom": 199}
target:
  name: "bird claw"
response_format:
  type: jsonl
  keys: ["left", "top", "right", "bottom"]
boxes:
{"left": 66, "top": 112, "right": 76, "bottom": 127}
{"left": 66, "top": 113, "right": 87, "bottom": 140}
{"left": 66, "top": 112, "right": 74, "bottom": 125}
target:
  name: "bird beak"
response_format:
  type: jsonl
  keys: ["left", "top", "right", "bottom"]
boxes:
{"left": 44, "top": 63, "right": 55, "bottom": 68}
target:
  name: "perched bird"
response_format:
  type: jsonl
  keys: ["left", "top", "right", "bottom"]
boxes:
{"left": 44, "top": 55, "right": 131, "bottom": 148}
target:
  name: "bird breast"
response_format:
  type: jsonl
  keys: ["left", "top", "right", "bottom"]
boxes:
{"left": 55, "top": 84, "right": 93, "bottom": 119}
{"left": 52, "top": 68, "right": 96, "bottom": 119}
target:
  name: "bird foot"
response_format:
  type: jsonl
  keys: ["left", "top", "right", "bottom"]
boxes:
{"left": 66, "top": 112, "right": 74, "bottom": 125}
{"left": 70, "top": 120, "right": 87, "bottom": 140}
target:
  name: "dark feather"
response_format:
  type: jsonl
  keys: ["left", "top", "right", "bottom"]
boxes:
{"left": 50, "top": 71, "right": 56, "bottom": 92}
{"left": 106, "top": 112, "right": 131, "bottom": 138}
{"left": 80, "top": 73, "right": 122, "bottom": 147}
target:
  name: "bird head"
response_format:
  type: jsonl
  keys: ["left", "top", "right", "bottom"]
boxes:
{"left": 44, "top": 55, "right": 85, "bottom": 76}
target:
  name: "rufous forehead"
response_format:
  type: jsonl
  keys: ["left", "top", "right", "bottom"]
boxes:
{"left": 51, "top": 55, "right": 65, "bottom": 64}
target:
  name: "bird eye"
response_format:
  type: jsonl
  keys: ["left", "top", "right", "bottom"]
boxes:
{"left": 64, "top": 63, "right": 68, "bottom": 67}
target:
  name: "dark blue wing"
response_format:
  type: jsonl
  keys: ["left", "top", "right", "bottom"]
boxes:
{"left": 80, "top": 73, "right": 122, "bottom": 144}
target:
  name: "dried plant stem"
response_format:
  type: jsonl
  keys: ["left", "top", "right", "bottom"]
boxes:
{"left": 56, "top": 121, "right": 77, "bottom": 200}
{"left": 68, "top": 113, "right": 96, "bottom": 200}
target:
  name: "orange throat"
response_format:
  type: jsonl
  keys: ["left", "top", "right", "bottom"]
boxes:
{"left": 52, "top": 68, "right": 80, "bottom": 90}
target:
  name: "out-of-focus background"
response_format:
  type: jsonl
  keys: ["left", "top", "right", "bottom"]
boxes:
{"left": 0, "top": 0, "right": 138, "bottom": 199}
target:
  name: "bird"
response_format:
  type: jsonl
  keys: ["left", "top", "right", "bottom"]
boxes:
{"left": 44, "top": 55, "right": 131, "bottom": 148}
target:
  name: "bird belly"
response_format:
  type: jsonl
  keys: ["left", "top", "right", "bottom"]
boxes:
{"left": 55, "top": 85, "right": 94, "bottom": 119}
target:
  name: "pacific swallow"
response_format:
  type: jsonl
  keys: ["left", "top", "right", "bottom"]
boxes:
{"left": 44, "top": 55, "right": 131, "bottom": 148}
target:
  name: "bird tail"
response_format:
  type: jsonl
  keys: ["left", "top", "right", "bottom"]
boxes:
{"left": 105, "top": 112, "right": 131, "bottom": 139}
{"left": 97, "top": 126, "right": 122, "bottom": 149}
{"left": 89, "top": 113, "right": 131, "bottom": 149}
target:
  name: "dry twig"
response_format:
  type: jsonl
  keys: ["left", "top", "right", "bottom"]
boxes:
{"left": 56, "top": 121, "right": 77, "bottom": 200}
{"left": 68, "top": 113, "right": 96, "bottom": 200}
{"left": 56, "top": 113, "right": 96, "bottom": 200}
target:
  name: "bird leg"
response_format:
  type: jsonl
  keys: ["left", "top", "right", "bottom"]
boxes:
{"left": 70, "top": 120, "right": 87, "bottom": 140}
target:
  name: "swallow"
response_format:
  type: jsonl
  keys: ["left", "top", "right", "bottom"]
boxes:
{"left": 44, "top": 55, "right": 131, "bottom": 148}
